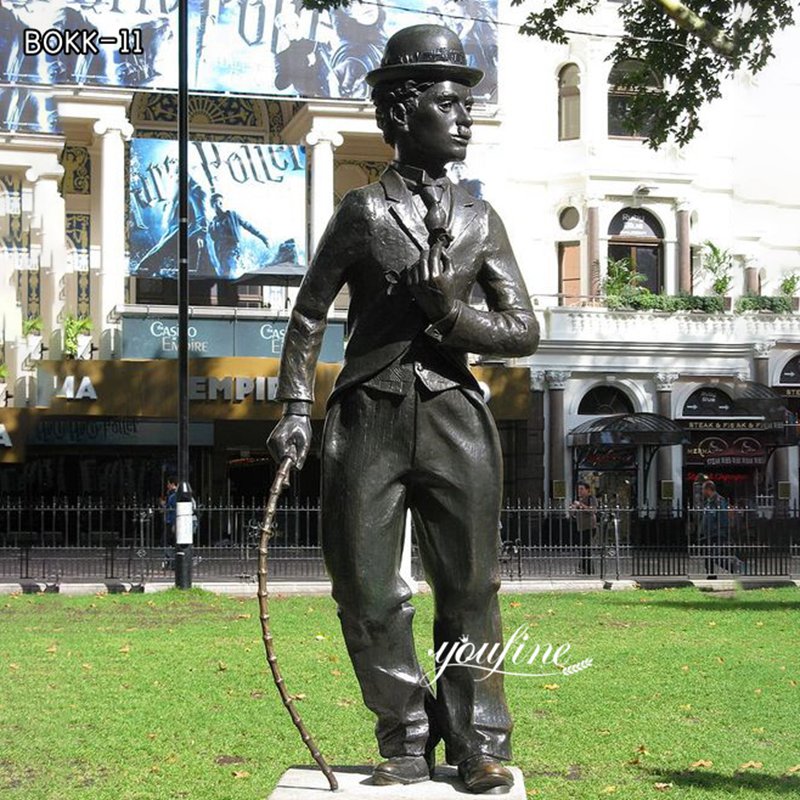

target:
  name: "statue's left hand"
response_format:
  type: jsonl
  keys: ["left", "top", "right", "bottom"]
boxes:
{"left": 406, "top": 240, "right": 455, "bottom": 321}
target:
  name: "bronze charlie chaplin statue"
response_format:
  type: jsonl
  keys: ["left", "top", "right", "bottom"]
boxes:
{"left": 268, "top": 24, "right": 539, "bottom": 794}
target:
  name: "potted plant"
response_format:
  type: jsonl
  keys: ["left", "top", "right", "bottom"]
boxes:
{"left": 603, "top": 256, "right": 647, "bottom": 309}
{"left": 699, "top": 241, "right": 734, "bottom": 311}
{"left": 779, "top": 271, "right": 800, "bottom": 311}
{"left": 22, "top": 315, "right": 43, "bottom": 359}
{"left": 63, "top": 313, "right": 93, "bottom": 359}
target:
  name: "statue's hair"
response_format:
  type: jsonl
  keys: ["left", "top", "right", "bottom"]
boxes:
{"left": 371, "top": 79, "right": 435, "bottom": 146}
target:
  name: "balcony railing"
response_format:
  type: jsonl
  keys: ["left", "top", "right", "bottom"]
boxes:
{"left": 535, "top": 296, "right": 800, "bottom": 345}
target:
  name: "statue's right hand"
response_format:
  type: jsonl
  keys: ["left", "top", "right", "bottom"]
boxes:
{"left": 267, "top": 414, "right": 312, "bottom": 469}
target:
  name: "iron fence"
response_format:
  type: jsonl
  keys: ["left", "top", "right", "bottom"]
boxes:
{"left": 1, "top": 498, "right": 798, "bottom": 582}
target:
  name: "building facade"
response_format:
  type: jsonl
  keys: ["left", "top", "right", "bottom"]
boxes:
{"left": 2, "top": 1, "right": 800, "bottom": 508}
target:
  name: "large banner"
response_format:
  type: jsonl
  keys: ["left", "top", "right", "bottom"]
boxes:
{"left": 0, "top": 1, "right": 498, "bottom": 111}
{"left": 128, "top": 138, "right": 306, "bottom": 280}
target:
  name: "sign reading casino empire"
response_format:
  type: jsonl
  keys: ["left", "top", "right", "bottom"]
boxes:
{"left": 121, "top": 316, "right": 345, "bottom": 361}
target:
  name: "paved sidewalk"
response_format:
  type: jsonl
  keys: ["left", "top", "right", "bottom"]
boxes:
{"left": 1, "top": 577, "right": 797, "bottom": 596}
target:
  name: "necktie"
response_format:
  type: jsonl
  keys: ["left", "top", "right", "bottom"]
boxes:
{"left": 419, "top": 182, "right": 450, "bottom": 246}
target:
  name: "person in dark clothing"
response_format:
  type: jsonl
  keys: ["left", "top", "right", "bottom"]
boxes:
{"left": 161, "top": 476, "right": 177, "bottom": 570}
{"left": 699, "top": 480, "right": 742, "bottom": 576}
{"left": 136, "top": 176, "right": 213, "bottom": 277}
{"left": 273, "top": 1, "right": 331, "bottom": 97}
{"left": 208, "top": 193, "right": 271, "bottom": 279}
{"left": 570, "top": 480, "right": 598, "bottom": 574}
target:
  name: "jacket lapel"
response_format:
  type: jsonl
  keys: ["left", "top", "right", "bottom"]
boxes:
{"left": 380, "top": 167, "right": 428, "bottom": 254}
{"left": 448, "top": 184, "right": 479, "bottom": 250}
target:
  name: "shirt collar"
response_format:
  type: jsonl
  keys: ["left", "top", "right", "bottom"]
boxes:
{"left": 391, "top": 160, "right": 450, "bottom": 191}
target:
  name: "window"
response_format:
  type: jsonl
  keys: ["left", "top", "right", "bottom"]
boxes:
{"left": 558, "top": 64, "right": 581, "bottom": 141}
{"left": 608, "top": 59, "right": 660, "bottom": 138}
{"left": 608, "top": 208, "right": 664, "bottom": 294}
{"left": 579, "top": 386, "right": 634, "bottom": 415}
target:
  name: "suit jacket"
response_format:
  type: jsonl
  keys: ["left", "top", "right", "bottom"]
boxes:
{"left": 276, "top": 165, "right": 539, "bottom": 408}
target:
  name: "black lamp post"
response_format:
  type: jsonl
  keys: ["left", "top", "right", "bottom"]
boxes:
{"left": 174, "top": 0, "right": 194, "bottom": 589}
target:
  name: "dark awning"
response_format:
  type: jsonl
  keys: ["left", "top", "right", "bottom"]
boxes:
{"left": 568, "top": 412, "right": 690, "bottom": 448}
{"left": 732, "top": 380, "right": 788, "bottom": 421}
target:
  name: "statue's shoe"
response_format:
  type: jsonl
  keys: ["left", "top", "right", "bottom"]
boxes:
{"left": 372, "top": 755, "right": 431, "bottom": 785}
{"left": 458, "top": 755, "right": 514, "bottom": 794}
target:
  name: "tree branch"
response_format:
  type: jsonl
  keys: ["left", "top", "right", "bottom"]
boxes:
{"left": 650, "top": 0, "right": 737, "bottom": 57}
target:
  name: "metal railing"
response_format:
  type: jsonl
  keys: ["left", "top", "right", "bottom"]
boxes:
{"left": 1, "top": 498, "right": 798, "bottom": 582}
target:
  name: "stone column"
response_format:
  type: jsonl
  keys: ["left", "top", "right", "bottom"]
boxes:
{"left": 655, "top": 372, "right": 680, "bottom": 508}
{"left": 92, "top": 119, "right": 134, "bottom": 358}
{"left": 27, "top": 165, "right": 67, "bottom": 356}
{"left": 518, "top": 370, "right": 547, "bottom": 503}
{"left": 753, "top": 340, "right": 774, "bottom": 386}
{"left": 676, "top": 201, "right": 692, "bottom": 294}
{"left": 586, "top": 201, "right": 601, "bottom": 297}
{"left": 546, "top": 371, "right": 571, "bottom": 502}
{"left": 305, "top": 130, "right": 344, "bottom": 257}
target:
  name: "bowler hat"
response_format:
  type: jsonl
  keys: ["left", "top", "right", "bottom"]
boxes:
{"left": 365, "top": 24, "right": 483, "bottom": 88}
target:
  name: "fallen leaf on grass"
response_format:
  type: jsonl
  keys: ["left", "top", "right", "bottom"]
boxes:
{"left": 46, "top": 644, "right": 57, "bottom": 654}
{"left": 9, "top": 663, "right": 19, "bottom": 670}
{"left": 637, "top": 745, "right": 650, "bottom": 755}
{"left": 786, "top": 765, "right": 800, "bottom": 774}
{"left": 215, "top": 755, "right": 246, "bottom": 766}
{"left": 217, "top": 661, "right": 228, "bottom": 672}
{"left": 738, "top": 761, "right": 763, "bottom": 770}
{"left": 509, "top": 602, "right": 521, "bottom": 608}
{"left": 232, "top": 770, "right": 250, "bottom": 779}
{"left": 119, "top": 644, "right": 130, "bottom": 654}
{"left": 147, "top": 733, "right": 157, "bottom": 740}
{"left": 602, "top": 786, "right": 617, "bottom": 794}
{"left": 654, "top": 782, "right": 673, "bottom": 791}
{"left": 543, "top": 684, "right": 559, "bottom": 691}
{"left": 314, "top": 634, "right": 326, "bottom": 641}
{"left": 289, "top": 693, "right": 307, "bottom": 701}
{"left": 690, "top": 760, "right": 713, "bottom": 768}
{"left": 82, "top": 663, "right": 92, "bottom": 670}
{"left": 250, "top": 691, "right": 264, "bottom": 699}
{"left": 336, "top": 698, "right": 355, "bottom": 708}
{"left": 236, "top": 613, "right": 251, "bottom": 620}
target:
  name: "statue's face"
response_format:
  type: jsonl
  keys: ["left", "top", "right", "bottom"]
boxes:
{"left": 405, "top": 81, "right": 474, "bottom": 164}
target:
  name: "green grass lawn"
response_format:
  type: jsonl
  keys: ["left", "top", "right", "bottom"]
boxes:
{"left": 1, "top": 586, "right": 799, "bottom": 799}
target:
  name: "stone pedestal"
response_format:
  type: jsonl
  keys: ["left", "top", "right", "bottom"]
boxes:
{"left": 267, "top": 765, "right": 527, "bottom": 799}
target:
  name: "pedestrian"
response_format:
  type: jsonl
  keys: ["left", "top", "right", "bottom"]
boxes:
{"left": 161, "top": 476, "right": 177, "bottom": 570}
{"left": 699, "top": 480, "right": 742, "bottom": 576}
{"left": 570, "top": 480, "right": 598, "bottom": 575}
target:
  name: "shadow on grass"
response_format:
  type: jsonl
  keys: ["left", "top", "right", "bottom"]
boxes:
{"left": 634, "top": 600, "right": 800, "bottom": 612}
{"left": 642, "top": 768, "right": 800, "bottom": 794}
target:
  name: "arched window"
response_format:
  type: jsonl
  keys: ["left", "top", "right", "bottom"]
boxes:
{"left": 681, "top": 388, "right": 747, "bottom": 417}
{"left": 779, "top": 355, "right": 800, "bottom": 385}
{"left": 558, "top": 64, "right": 581, "bottom": 141}
{"left": 608, "top": 59, "right": 660, "bottom": 138}
{"left": 578, "top": 386, "right": 634, "bottom": 415}
{"left": 608, "top": 208, "right": 664, "bottom": 294}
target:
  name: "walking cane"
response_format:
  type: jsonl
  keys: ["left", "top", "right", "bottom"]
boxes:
{"left": 257, "top": 456, "right": 338, "bottom": 792}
